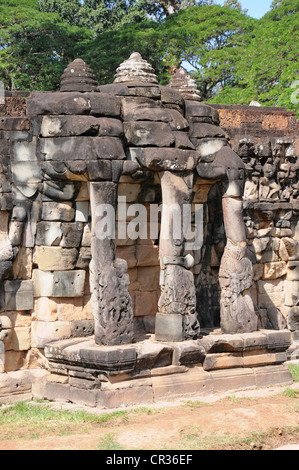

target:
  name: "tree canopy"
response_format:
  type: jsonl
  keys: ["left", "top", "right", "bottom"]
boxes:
{"left": 0, "top": 0, "right": 297, "bottom": 113}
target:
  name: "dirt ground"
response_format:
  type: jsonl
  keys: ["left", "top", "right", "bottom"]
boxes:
{"left": 0, "top": 383, "right": 299, "bottom": 451}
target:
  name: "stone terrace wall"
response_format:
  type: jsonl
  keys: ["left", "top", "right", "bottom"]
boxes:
{"left": 211, "top": 104, "right": 299, "bottom": 341}
{"left": 0, "top": 94, "right": 298, "bottom": 373}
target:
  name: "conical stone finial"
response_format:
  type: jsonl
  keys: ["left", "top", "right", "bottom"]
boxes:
{"left": 114, "top": 52, "right": 158, "bottom": 84}
{"left": 168, "top": 67, "right": 201, "bottom": 101}
{"left": 60, "top": 58, "right": 97, "bottom": 92}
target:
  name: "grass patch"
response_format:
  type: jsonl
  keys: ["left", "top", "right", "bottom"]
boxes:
{"left": 97, "top": 433, "right": 124, "bottom": 450}
{"left": 281, "top": 388, "right": 299, "bottom": 399}
{"left": 0, "top": 401, "right": 129, "bottom": 441}
{"left": 288, "top": 364, "right": 299, "bottom": 382}
{"left": 183, "top": 400, "right": 210, "bottom": 410}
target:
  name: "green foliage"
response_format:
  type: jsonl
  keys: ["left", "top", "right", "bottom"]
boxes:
{"left": 38, "top": 0, "right": 148, "bottom": 35}
{"left": 0, "top": 0, "right": 298, "bottom": 114}
{"left": 158, "top": 5, "right": 256, "bottom": 99}
{"left": 0, "top": 0, "right": 91, "bottom": 90}
{"left": 211, "top": 0, "right": 299, "bottom": 110}
{"left": 81, "top": 20, "right": 167, "bottom": 84}
{"left": 288, "top": 364, "right": 299, "bottom": 382}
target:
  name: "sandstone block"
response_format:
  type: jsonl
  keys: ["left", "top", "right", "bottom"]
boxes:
{"left": 87, "top": 93, "right": 121, "bottom": 117}
{"left": 61, "top": 222, "right": 84, "bottom": 247}
{"left": 97, "top": 386, "right": 153, "bottom": 408}
{"left": 155, "top": 314, "right": 183, "bottom": 342}
{"left": 287, "top": 261, "right": 299, "bottom": 281}
{"left": 190, "top": 122, "right": 226, "bottom": 139}
{"left": 136, "top": 244, "right": 159, "bottom": 266}
{"left": 284, "top": 280, "right": 299, "bottom": 307}
{"left": 134, "top": 291, "right": 158, "bottom": 317}
{"left": 44, "top": 382, "right": 70, "bottom": 402}
{"left": 253, "top": 364, "right": 292, "bottom": 388}
{"left": 12, "top": 247, "right": 32, "bottom": 280}
{"left": 0, "top": 117, "right": 30, "bottom": 132}
{"left": 185, "top": 101, "right": 216, "bottom": 118}
{"left": 32, "top": 297, "right": 58, "bottom": 322}
{"left": 134, "top": 341, "right": 173, "bottom": 370}
{"left": 160, "top": 86, "right": 185, "bottom": 107}
{"left": 137, "top": 266, "right": 160, "bottom": 292}
{"left": 203, "top": 353, "right": 243, "bottom": 371}
{"left": 124, "top": 121, "right": 175, "bottom": 147}
{"left": 286, "top": 306, "right": 299, "bottom": 331}
{"left": 263, "top": 261, "right": 287, "bottom": 280}
{"left": 70, "top": 386, "right": 98, "bottom": 407}
{"left": 31, "top": 321, "right": 71, "bottom": 348}
{"left": 170, "top": 340, "right": 205, "bottom": 366}
{"left": 33, "top": 270, "right": 86, "bottom": 298}
{"left": 76, "top": 246, "right": 91, "bottom": 269}
{"left": 210, "top": 368, "right": 255, "bottom": 393}
{"left": 27, "top": 92, "right": 91, "bottom": 116}
{"left": 243, "top": 351, "right": 287, "bottom": 367}
{"left": 152, "top": 367, "right": 213, "bottom": 400}
{"left": 40, "top": 136, "right": 125, "bottom": 161}
{"left": 86, "top": 159, "right": 112, "bottom": 181}
{"left": 118, "top": 183, "right": 141, "bottom": 202}
{"left": 3, "top": 351, "right": 26, "bottom": 372}
{"left": 173, "top": 131, "right": 195, "bottom": 150}
{"left": 34, "top": 246, "right": 78, "bottom": 271}
{"left": 130, "top": 147, "right": 197, "bottom": 172}
{"left": 42, "top": 202, "right": 75, "bottom": 222}
{"left": 5, "top": 327, "right": 31, "bottom": 351}
{"left": 41, "top": 115, "right": 101, "bottom": 137}
{"left": 97, "top": 118, "right": 123, "bottom": 137}
{"left": 279, "top": 238, "right": 298, "bottom": 261}
{"left": 4, "top": 280, "right": 33, "bottom": 311}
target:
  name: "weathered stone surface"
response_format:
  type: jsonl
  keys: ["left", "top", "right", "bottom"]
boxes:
{"left": 5, "top": 327, "right": 31, "bottom": 351}
{"left": 134, "top": 291, "right": 158, "bottom": 317}
{"left": 0, "top": 117, "right": 30, "bottom": 132}
{"left": 285, "top": 280, "right": 299, "bottom": 307}
{"left": 87, "top": 93, "right": 121, "bottom": 117}
{"left": 190, "top": 123, "right": 226, "bottom": 139}
{"left": 160, "top": 86, "right": 185, "bottom": 107}
{"left": 124, "top": 121, "right": 175, "bottom": 147}
{"left": 34, "top": 246, "right": 78, "bottom": 271}
{"left": 12, "top": 247, "right": 33, "bottom": 280}
{"left": 155, "top": 314, "right": 183, "bottom": 342}
{"left": 32, "top": 270, "right": 86, "bottom": 298}
{"left": 170, "top": 340, "right": 205, "bottom": 366}
{"left": 40, "top": 136, "right": 125, "bottom": 161}
{"left": 89, "top": 182, "right": 134, "bottom": 346}
{"left": 4, "top": 281, "right": 34, "bottom": 311}
{"left": 287, "top": 261, "right": 299, "bottom": 281}
{"left": 168, "top": 68, "right": 201, "bottom": 101}
{"left": 36, "top": 221, "right": 62, "bottom": 246}
{"left": 41, "top": 115, "right": 101, "bottom": 137}
{"left": 42, "top": 202, "right": 75, "bottom": 222}
{"left": 27, "top": 92, "right": 91, "bottom": 116}
{"left": 60, "top": 59, "right": 97, "bottom": 92}
{"left": 121, "top": 98, "right": 188, "bottom": 129}
{"left": 31, "top": 321, "right": 72, "bottom": 348}
{"left": 114, "top": 53, "right": 158, "bottom": 84}
{"left": 287, "top": 306, "right": 299, "bottom": 331}
{"left": 97, "top": 118, "right": 123, "bottom": 137}
{"left": 135, "top": 341, "right": 173, "bottom": 370}
{"left": 130, "top": 147, "right": 197, "bottom": 172}
{"left": 263, "top": 261, "right": 287, "bottom": 280}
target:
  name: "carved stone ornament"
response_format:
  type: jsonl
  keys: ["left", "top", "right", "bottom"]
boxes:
{"left": 114, "top": 52, "right": 159, "bottom": 84}
{"left": 60, "top": 58, "right": 98, "bottom": 92}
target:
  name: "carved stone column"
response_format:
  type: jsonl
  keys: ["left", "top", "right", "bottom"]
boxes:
{"left": 89, "top": 182, "right": 134, "bottom": 345}
{"left": 155, "top": 171, "right": 200, "bottom": 342}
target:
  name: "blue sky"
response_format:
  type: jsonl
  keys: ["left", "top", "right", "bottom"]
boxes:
{"left": 216, "top": 0, "right": 273, "bottom": 18}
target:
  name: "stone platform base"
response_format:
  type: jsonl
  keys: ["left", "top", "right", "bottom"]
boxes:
{"left": 39, "top": 329, "right": 293, "bottom": 409}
